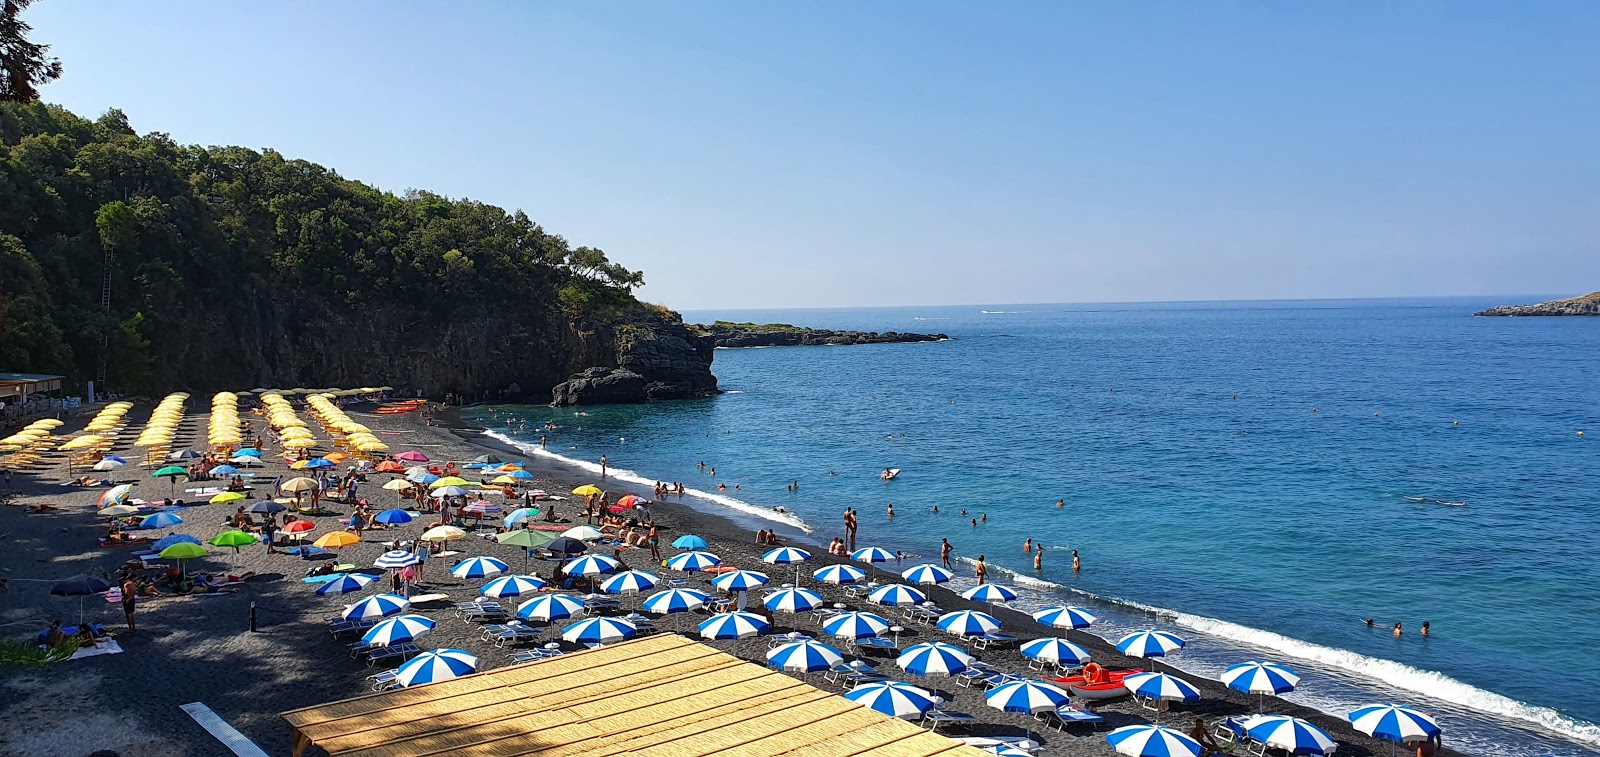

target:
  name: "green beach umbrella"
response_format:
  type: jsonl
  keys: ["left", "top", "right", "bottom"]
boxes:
{"left": 211, "top": 530, "right": 259, "bottom": 552}
{"left": 497, "top": 529, "right": 556, "bottom": 570}
{"left": 160, "top": 541, "right": 207, "bottom": 575}
{"left": 153, "top": 465, "right": 189, "bottom": 494}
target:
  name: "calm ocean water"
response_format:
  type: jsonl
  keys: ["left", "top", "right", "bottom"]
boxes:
{"left": 467, "top": 298, "right": 1600, "bottom": 756}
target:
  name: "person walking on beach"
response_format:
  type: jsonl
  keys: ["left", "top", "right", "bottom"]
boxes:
{"left": 940, "top": 538, "right": 954, "bottom": 569}
{"left": 120, "top": 573, "right": 137, "bottom": 633}
{"left": 262, "top": 516, "right": 276, "bottom": 554}
{"left": 975, "top": 555, "right": 988, "bottom": 585}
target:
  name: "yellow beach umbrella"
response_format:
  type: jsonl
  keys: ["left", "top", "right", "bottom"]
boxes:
{"left": 382, "top": 479, "right": 414, "bottom": 491}
{"left": 358, "top": 442, "right": 389, "bottom": 452}
{"left": 571, "top": 484, "right": 603, "bottom": 497}
{"left": 420, "top": 525, "right": 466, "bottom": 542}
{"left": 280, "top": 477, "right": 319, "bottom": 492}
{"left": 283, "top": 438, "right": 315, "bottom": 449}
{"left": 489, "top": 475, "right": 519, "bottom": 485}
{"left": 60, "top": 435, "right": 105, "bottom": 450}
{"left": 210, "top": 492, "right": 246, "bottom": 504}
{"left": 313, "top": 531, "right": 361, "bottom": 549}
{"left": 429, "top": 476, "right": 470, "bottom": 489}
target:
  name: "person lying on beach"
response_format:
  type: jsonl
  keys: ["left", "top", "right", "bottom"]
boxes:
{"left": 24, "top": 503, "right": 62, "bottom": 514}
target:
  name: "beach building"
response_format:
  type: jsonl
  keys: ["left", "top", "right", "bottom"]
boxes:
{"left": 282, "top": 633, "right": 985, "bottom": 757}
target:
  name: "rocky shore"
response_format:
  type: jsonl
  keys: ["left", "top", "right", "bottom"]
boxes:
{"left": 1476, "top": 292, "right": 1600, "bottom": 316}
{"left": 697, "top": 321, "right": 949, "bottom": 348}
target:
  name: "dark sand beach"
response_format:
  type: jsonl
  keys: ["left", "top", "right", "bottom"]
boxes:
{"left": 0, "top": 402, "right": 1454, "bottom": 757}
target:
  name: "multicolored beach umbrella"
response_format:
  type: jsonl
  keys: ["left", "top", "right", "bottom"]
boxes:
{"left": 479, "top": 574, "right": 546, "bottom": 598}
{"left": 763, "top": 587, "right": 825, "bottom": 613}
{"left": 449, "top": 556, "right": 510, "bottom": 580}
{"left": 600, "top": 570, "right": 660, "bottom": 595}
{"left": 1021, "top": 638, "right": 1091, "bottom": 666}
{"left": 844, "top": 681, "right": 939, "bottom": 719}
{"left": 851, "top": 546, "right": 896, "bottom": 564}
{"left": 812, "top": 564, "right": 866, "bottom": 585}
{"left": 1105, "top": 724, "right": 1202, "bottom": 757}
{"left": 710, "top": 569, "right": 770, "bottom": 593}
{"left": 761, "top": 547, "right": 812, "bottom": 564}
{"left": 1347, "top": 704, "right": 1440, "bottom": 743}
{"left": 822, "top": 611, "right": 891, "bottom": 640}
{"left": 361, "top": 614, "right": 435, "bottom": 646}
{"left": 1223, "top": 661, "right": 1301, "bottom": 711}
{"left": 375, "top": 550, "right": 421, "bottom": 569}
{"left": 671, "top": 534, "right": 708, "bottom": 550}
{"left": 395, "top": 649, "right": 478, "bottom": 688}
{"left": 896, "top": 641, "right": 973, "bottom": 677}
{"left": 869, "top": 584, "right": 928, "bottom": 607}
{"left": 1032, "top": 605, "right": 1096, "bottom": 630}
{"left": 961, "top": 584, "right": 1018, "bottom": 603}
{"left": 936, "top": 610, "right": 1002, "bottom": 637}
{"left": 1123, "top": 672, "right": 1201, "bottom": 703}
{"left": 1242, "top": 715, "right": 1337, "bottom": 755}
{"left": 698, "top": 611, "right": 770, "bottom": 640}
{"left": 316, "top": 573, "right": 376, "bottom": 595}
{"left": 561, "top": 616, "right": 636, "bottom": 645}
{"left": 1116, "top": 629, "right": 1187, "bottom": 659}
{"left": 373, "top": 509, "right": 413, "bottom": 525}
{"left": 767, "top": 639, "right": 844, "bottom": 673}
{"left": 641, "top": 588, "right": 710, "bottom": 615}
{"left": 562, "top": 554, "right": 621, "bottom": 577}
{"left": 986, "top": 679, "right": 1073, "bottom": 714}
{"left": 517, "top": 593, "right": 586, "bottom": 622}
{"left": 900, "top": 563, "right": 954, "bottom": 585}
{"left": 665, "top": 550, "right": 722, "bottom": 572}
{"left": 343, "top": 593, "right": 411, "bottom": 621}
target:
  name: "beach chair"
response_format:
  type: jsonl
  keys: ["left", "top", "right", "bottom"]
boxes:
{"left": 365, "top": 642, "right": 420, "bottom": 667}
{"left": 970, "top": 632, "right": 1018, "bottom": 650}
{"left": 461, "top": 604, "right": 510, "bottom": 622}
{"left": 1037, "top": 704, "right": 1104, "bottom": 732}
{"left": 920, "top": 710, "right": 978, "bottom": 733}
{"left": 328, "top": 618, "right": 377, "bottom": 639}
{"left": 492, "top": 624, "right": 544, "bottom": 647}
{"left": 366, "top": 669, "right": 400, "bottom": 691}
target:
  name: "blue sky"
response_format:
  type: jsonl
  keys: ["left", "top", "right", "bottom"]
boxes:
{"left": 27, "top": 2, "right": 1600, "bottom": 309}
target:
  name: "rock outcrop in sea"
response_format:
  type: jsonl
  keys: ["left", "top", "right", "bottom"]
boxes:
{"left": 1475, "top": 292, "right": 1600, "bottom": 316}
{"left": 698, "top": 321, "right": 948, "bottom": 348}
{"left": 549, "top": 316, "right": 718, "bottom": 406}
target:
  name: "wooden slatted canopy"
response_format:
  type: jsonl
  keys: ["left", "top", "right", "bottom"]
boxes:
{"left": 282, "top": 633, "right": 987, "bottom": 757}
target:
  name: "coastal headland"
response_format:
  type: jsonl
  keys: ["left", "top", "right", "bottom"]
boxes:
{"left": 1475, "top": 292, "right": 1600, "bottom": 316}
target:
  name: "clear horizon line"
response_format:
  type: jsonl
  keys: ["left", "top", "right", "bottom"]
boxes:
{"left": 673, "top": 292, "right": 1568, "bottom": 314}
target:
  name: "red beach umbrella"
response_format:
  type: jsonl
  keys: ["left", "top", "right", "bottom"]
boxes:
{"left": 616, "top": 495, "right": 644, "bottom": 509}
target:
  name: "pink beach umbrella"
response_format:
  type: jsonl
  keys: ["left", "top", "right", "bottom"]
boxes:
{"left": 395, "top": 451, "right": 430, "bottom": 463}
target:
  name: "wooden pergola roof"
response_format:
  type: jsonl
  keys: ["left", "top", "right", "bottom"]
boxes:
{"left": 282, "top": 633, "right": 987, "bottom": 757}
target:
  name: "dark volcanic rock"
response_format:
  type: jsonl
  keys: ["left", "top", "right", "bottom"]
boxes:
{"left": 700, "top": 322, "right": 948, "bottom": 348}
{"left": 549, "top": 367, "right": 647, "bottom": 405}
{"left": 550, "top": 317, "right": 718, "bottom": 406}
{"left": 1476, "top": 292, "right": 1600, "bottom": 316}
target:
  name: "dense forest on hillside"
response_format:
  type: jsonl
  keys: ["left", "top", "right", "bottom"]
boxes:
{"left": 0, "top": 103, "right": 667, "bottom": 396}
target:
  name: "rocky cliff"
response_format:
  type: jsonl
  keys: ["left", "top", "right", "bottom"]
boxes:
{"left": 699, "top": 322, "right": 949, "bottom": 348}
{"left": 549, "top": 316, "right": 718, "bottom": 405}
{"left": 1476, "top": 292, "right": 1600, "bottom": 316}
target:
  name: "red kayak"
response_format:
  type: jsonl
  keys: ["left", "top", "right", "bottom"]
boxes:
{"left": 1051, "top": 667, "right": 1144, "bottom": 699}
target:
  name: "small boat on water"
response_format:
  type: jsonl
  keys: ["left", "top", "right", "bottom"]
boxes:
{"left": 1051, "top": 667, "right": 1144, "bottom": 699}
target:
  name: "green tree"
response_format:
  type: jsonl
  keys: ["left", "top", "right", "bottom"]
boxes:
{"left": 0, "top": 0, "right": 62, "bottom": 104}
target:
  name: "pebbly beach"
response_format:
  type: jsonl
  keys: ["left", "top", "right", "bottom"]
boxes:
{"left": 0, "top": 396, "right": 1456, "bottom": 757}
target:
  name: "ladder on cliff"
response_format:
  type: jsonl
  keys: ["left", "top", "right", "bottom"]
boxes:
{"left": 96, "top": 246, "right": 112, "bottom": 387}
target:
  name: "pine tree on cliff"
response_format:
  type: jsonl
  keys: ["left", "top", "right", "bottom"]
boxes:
{"left": 0, "top": 0, "right": 62, "bottom": 103}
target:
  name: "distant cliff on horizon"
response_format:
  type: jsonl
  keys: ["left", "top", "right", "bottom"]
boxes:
{"left": 1476, "top": 292, "right": 1600, "bottom": 317}
{"left": 695, "top": 321, "right": 948, "bottom": 348}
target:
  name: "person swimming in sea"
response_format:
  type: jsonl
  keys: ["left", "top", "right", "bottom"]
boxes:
{"left": 1072, "top": 550, "right": 1080, "bottom": 572}
{"left": 1022, "top": 538, "right": 1032, "bottom": 553}
{"left": 886, "top": 503, "right": 895, "bottom": 517}
{"left": 1054, "top": 499, "right": 1065, "bottom": 508}
{"left": 930, "top": 504, "right": 939, "bottom": 513}
{"left": 1393, "top": 621, "right": 1403, "bottom": 637}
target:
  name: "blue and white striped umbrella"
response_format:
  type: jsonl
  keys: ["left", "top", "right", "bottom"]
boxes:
{"left": 1021, "top": 637, "right": 1091, "bottom": 666}
{"left": 343, "top": 593, "right": 410, "bottom": 621}
{"left": 698, "top": 611, "right": 770, "bottom": 640}
{"left": 671, "top": 534, "right": 708, "bottom": 550}
{"left": 822, "top": 611, "right": 891, "bottom": 640}
{"left": 563, "top": 554, "right": 621, "bottom": 577}
{"left": 1032, "top": 605, "right": 1096, "bottom": 630}
{"left": 812, "top": 564, "right": 867, "bottom": 584}
{"left": 562, "top": 616, "right": 636, "bottom": 645}
{"left": 981, "top": 747, "right": 1032, "bottom": 757}
{"left": 763, "top": 587, "right": 825, "bottom": 613}
{"left": 985, "top": 679, "right": 1073, "bottom": 714}
{"left": 710, "top": 569, "right": 770, "bottom": 592}
{"left": 140, "top": 512, "right": 183, "bottom": 529}
{"left": 767, "top": 639, "right": 844, "bottom": 673}
{"left": 361, "top": 614, "right": 435, "bottom": 646}
{"left": 1116, "top": 629, "right": 1186, "bottom": 659}
{"left": 961, "top": 584, "right": 1018, "bottom": 603}
{"left": 897, "top": 641, "right": 974, "bottom": 677}
{"left": 641, "top": 588, "right": 710, "bottom": 614}
{"left": 869, "top": 584, "right": 929, "bottom": 607}
{"left": 761, "top": 547, "right": 812, "bottom": 565}
{"left": 152, "top": 533, "right": 201, "bottom": 551}
{"left": 1222, "top": 661, "right": 1301, "bottom": 695}
{"left": 373, "top": 509, "right": 413, "bottom": 525}
{"left": 900, "top": 563, "right": 954, "bottom": 585}
{"left": 316, "top": 573, "right": 376, "bottom": 595}
{"left": 937, "top": 610, "right": 1002, "bottom": 637}
{"left": 851, "top": 546, "right": 896, "bottom": 564}
{"left": 1123, "top": 672, "right": 1201, "bottom": 703}
{"left": 395, "top": 649, "right": 477, "bottom": 687}
{"left": 665, "top": 551, "right": 722, "bottom": 572}
{"left": 1243, "top": 715, "right": 1337, "bottom": 755}
{"left": 600, "top": 570, "right": 660, "bottom": 595}
{"left": 502, "top": 507, "right": 539, "bottom": 527}
{"left": 516, "top": 593, "right": 586, "bottom": 622}
{"left": 1106, "top": 724, "right": 1202, "bottom": 757}
{"left": 844, "top": 681, "right": 939, "bottom": 718}
{"left": 479, "top": 574, "right": 546, "bottom": 598}
{"left": 450, "top": 556, "right": 510, "bottom": 580}
{"left": 375, "top": 550, "right": 421, "bottom": 569}
{"left": 1347, "top": 703, "right": 1440, "bottom": 743}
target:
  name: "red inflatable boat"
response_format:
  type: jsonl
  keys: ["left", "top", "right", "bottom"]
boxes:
{"left": 1050, "top": 667, "right": 1144, "bottom": 699}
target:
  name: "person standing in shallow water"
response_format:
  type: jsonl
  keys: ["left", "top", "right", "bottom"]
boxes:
{"left": 940, "top": 538, "right": 954, "bottom": 569}
{"left": 599, "top": 455, "right": 607, "bottom": 479}
{"left": 1022, "top": 538, "right": 1031, "bottom": 554}
{"left": 1072, "top": 550, "right": 1080, "bottom": 572}
{"left": 1035, "top": 546, "right": 1044, "bottom": 571}
{"left": 975, "top": 555, "right": 988, "bottom": 585}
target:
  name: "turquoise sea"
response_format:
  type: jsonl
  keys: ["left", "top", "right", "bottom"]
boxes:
{"left": 466, "top": 298, "right": 1600, "bottom": 756}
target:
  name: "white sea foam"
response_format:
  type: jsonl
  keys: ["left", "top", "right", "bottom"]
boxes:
{"left": 1064, "top": 586, "right": 1600, "bottom": 750}
{"left": 479, "top": 430, "right": 813, "bottom": 533}
{"left": 951, "top": 556, "right": 1065, "bottom": 590}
